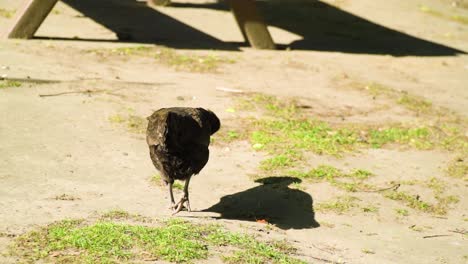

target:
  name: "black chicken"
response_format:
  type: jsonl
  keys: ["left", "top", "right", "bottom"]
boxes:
{"left": 146, "top": 107, "right": 220, "bottom": 214}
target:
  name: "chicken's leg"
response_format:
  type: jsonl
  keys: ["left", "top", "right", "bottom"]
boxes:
{"left": 172, "top": 176, "right": 191, "bottom": 214}
{"left": 168, "top": 181, "right": 175, "bottom": 208}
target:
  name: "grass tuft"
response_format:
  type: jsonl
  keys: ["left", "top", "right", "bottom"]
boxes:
{"left": 397, "top": 94, "right": 432, "bottom": 113}
{"left": 9, "top": 218, "right": 304, "bottom": 263}
{"left": 54, "top": 194, "right": 80, "bottom": 201}
{"left": 227, "top": 93, "right": 456, "bottom": 173}
{"left": 101, "top": 209, "right": 131, "bottom": 220}
{"left": 316, "top": 196, "right": 360, "bottom": 214}
{"left": 289, "top": 165, "right": 374, "bottom": 192}
{"left": 446, "top": 156, "right": 468, "bottom": 180}
{"left": 151, "top": 174, "right": 184, "bottom": 190}
{"left": 0, "top": 80, "right": 22, "bottom": 89}
{"left": 384, "top": 190, "right": 433, "bottom": 212}
{"left": 420, "top": 5, "right": 468, "bottom": 25}
{"left": 90, "top": 46, "right": 235, "bottom": 73}
{"left": 0, "top": 8, "right": 15, "bottom": 18}
{"left": 109, "top": 114, "right": 147, "bottom": 134}
{"left": 395, "top": 208, "right": 409, "bottom": 216}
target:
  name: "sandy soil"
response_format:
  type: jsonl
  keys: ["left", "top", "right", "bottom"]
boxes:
{"left": 0, "top": 0, "right": 467, "bottom": 263}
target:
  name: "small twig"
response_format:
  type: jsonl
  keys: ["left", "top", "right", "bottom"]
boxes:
{"left": 360, "top": 183, "right": 400, "bottom": 193}
{"left": 309, "top": 256, "right": 338, "bottom": 263}
{"left": 4, "top": 76, "right": 174, "bottom": 86}
{"left": 2, "top": 77, "right": 61, "bottom": 84}
{"left": 39, "top": 89, "right": 106, "bottom": 97}
{"left": 292, "top": 252, "right": 338, "bottom": 263}
{"left": 423, "top": 234, "right": 452, "bottom": 239}
{"left": 448, "top": 229, "right": 467, "bottom": 235}
{"left": 311, "top": 244, "right": 335, "bottom": 254}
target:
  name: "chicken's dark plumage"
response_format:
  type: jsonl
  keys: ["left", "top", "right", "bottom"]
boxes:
{"left": 146, "top": 107, "right": 220, "bottom": 214}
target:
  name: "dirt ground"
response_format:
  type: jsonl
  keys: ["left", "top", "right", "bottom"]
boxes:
{"left": 0, "top": 0, "right": 467, "bottom": 263}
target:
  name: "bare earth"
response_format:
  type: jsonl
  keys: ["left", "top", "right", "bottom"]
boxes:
{"left": 0, "top": 0, "right": 467, "bottom": 263}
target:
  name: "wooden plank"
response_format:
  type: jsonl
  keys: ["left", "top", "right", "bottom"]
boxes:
{"left": 229, "top": 0, "right": 275, "bottom": 49}
{"left": 3, "top": 0, "right": 59, "bottom": 39}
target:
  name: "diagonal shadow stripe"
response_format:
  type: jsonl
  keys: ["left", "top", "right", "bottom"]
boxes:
{"left": 59, "top": 0, "right": 238, "bottom": 50}
{"left": 171, "top": 0, "right": 465, "bottom": 56}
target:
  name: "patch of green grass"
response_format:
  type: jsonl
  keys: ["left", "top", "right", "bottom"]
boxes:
{"left": 208, "top": 230, "right": 302, "bottom": 264}
{"left": 101, "top": 209, "right": 131, "bottom": 220}
{"left": 127, "top": 115, "right": 147, "bottom": 133}
{"left": 340, "top": 80, "right": 468, "bottom": 151}
{"left": 290, "top": 166, "right": 373, "bottom": 181}
{"left": 260, "top": 152, "right": 298, "bottom": 171}
{"left": 361, "top": 248, "right": 375, "bottom": 254}
{"left": 298, "top": 165, "right": 342, "bottom": 180}
{"left": 316, "top": 196, "right": 360, "bottom": 214}
{"left": 367, "top": 126, "right": 432, "bottom": 149}
{"left": 362, "top": 82, "right": 395, "bottom": 97}
{"left": 420, "top": 5, "right": 468, "bottom": 25}
{"left": 289, "top": 165, "right": 374, "bottom": 192}
{"left": 251, "top": 119, "right": 359, "bottom": 156}
{"left": 384, "top": 190, "right": 433, "bottom": 212}
{"left": 446, "top": 156, "right": 468, "bottom": 180}
{"left": 397, "top": 94, "right": 432, "bottom": 113}
{"left": 0, "top": 80, "right": 22, "bottom": 89}
{"left": 151, "top": 173, "right": 163, "bottom": 184}
{"left": 212, "top": 128, "right": 246, "bottom": 145}
{"left": 439, "top": 125, "right": 468, "bottom": 153}
{"left": 383, "top": 190, "right": 455, "bottom": 215}
{"left": 54, "top": 194, "right": 80, "bottom": 201}
{"left": 151, "top": 174, "right": 184, "bottom": 190}
{"left": 9, "top": 218, "right": 303, "bottom": 264}
{"left": 221, "top": 93, "right": 466, "bottom": 175}
{"left": 227, "top": 131, "right": 239, "bottom": 140}
{"left": 173, "top": 182, "right": 184, "bottom": 190}
{"left": 0, "top": 8, "right": 15, "bottom": 18}
{"left": 109, "top": 114, "right": 147, "bottom": 134}
{"left": 348, "top": 169, "right": 374, "bottom": 180}
{"left": 384, "top": 178, "right": 460, "bottom": 215}
{"left": 395, "top": 208, "right": 409, "bottom": 216}
{"left": 435, "top": 195, "right": 460, "bottom": 205}
{"left": 425, "top": 177, "right": 446, "bottom": 194}
{"left": 361, "top": 205, "right": 379, "bottom": 213}
{"left": 92, "top": 46, "right": 235, "bottom": 73}
{"left": 236, "top": 93, "right": 300, "bottom": 119}
{"left": 425, "top": 177, "right": 460, "bottom": 213}
{"left": 246, "top": 116, "right": 437, "bottom": 173}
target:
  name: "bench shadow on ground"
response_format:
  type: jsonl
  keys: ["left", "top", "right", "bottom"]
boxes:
{"left": 171, "top": 0, "right": 465, "bottom": 56}
{"left": 202, "top": 176, "right": 320, "bottom": 230}
{"left": 53, "top": 0, "right": 464, "bottom": 55}
{"left": 59, "top": 0, "right": 238, "bottom": 50}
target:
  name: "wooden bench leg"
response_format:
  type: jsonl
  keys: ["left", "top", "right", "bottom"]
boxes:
{"left": 148, "top": 0, "right": 171, "bottom": 7}
{"left": 229, "top": 0, "right": 275, "bottom": 49}
{"left": 3, "top": 0, "right": 59, "bottom": 39}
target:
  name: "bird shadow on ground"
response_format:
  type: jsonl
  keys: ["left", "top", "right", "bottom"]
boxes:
{"left": 202, "top": 176, "right": 320, "bottom": 230}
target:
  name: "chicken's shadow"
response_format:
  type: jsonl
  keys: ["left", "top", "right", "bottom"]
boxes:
{"left": 203, "top": 176, "right": 319, "bottom": 230}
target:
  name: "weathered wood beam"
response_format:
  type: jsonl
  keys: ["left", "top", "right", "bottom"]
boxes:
{"left": 3, "top": 0, "right": 59, "bottom": 39}
{"left": 229, "top": 0, "right": 275, "bottom": 49}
